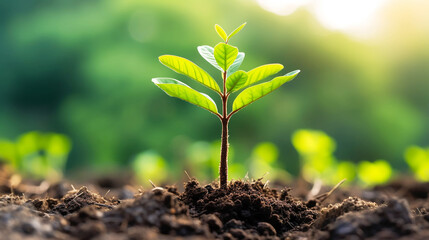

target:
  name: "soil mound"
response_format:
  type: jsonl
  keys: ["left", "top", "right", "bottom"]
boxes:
{"left": 181, "top": 179, "right": 318, "bottom": 238}
{"left": 327, "top": 198, "right": 417, "bottom": 240}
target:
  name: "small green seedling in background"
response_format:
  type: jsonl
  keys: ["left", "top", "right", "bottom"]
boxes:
{"left": 249, "top": 142, "right": 291, "bottom": 181}
{"left": 0, "top": 131, "right": 72, "bottom": 181}
{"left": 357, "top": 160, "right": 392, "bottom": 186}
{"left": 152, "top": 23, "right": 300, "bottom": 188}
{"left": 292, "top": 129, "right": 356, "bottom": 185}
{"left": 132, "top": 150, "right": 168, "bottom": 186}
{"left": 404, "top": 145, "right": 429, "bottom": 181}
{"left": 292, "top": 129, "right": 342, "bottom": 184}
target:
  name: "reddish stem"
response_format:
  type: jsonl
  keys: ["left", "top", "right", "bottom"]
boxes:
{"left": 219, "top": 70, "right": 229, "bottom": 188}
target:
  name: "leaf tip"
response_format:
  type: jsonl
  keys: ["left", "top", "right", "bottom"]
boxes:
{"left": 287, "top": 70, "right": 301, "bottom": 76}
{"left": 158, "top": 55, "right": 168, "bottom": 63}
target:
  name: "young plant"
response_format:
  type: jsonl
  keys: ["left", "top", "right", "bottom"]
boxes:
{"left": 152, "top": 23, "right": 300, "bottom": 188}
{"left": 0, "top": 131, "right": 72, "bottom": 181}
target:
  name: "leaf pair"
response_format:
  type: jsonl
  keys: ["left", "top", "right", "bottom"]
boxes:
{"left": 152, "top": 69, "right": 300, "bottom": 115}
{"left": 215, "top": 22, "right": 246, "bottom": 42}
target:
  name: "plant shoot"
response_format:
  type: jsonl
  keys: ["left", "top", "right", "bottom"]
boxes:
{"left": 152, "top": 23, "right": 300, "bottom": 188}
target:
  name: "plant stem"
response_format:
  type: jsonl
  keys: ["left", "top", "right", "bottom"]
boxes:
{"left": 220, "top": 71, "right": 229, "bottom": 188}
{"left": 220, "top": 116, "right": 229, "bottom": 188}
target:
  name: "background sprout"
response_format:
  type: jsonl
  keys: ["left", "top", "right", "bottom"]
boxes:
{"left": 292, "top": 129, "right": 357, "bottom": 185}
{"left": 0, "top": 139, "right": 17, "bottom": 168}
{"left": 292, "top": 129, "right": 337, "bottom": 182}
{"left": 249, "top": 142, "right": 290, "bottom": 181}
{"left": 404, "top": 145, "right": 429, "bottom": 181}
{"left": 152, "top": 23, "right": 300, "bottom": 188}
{"left": 0, "top": 131, "right": 72, "bottom": 181}
{"left": 132, "top": 150, "right": 168, "bottom": 186}
{"left": 357, "top": 160, "right": 392, "bottom": 186}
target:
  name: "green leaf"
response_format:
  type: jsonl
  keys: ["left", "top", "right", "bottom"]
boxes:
{"left": 227, "top": 22, "right": 247, "bottom": 40}
{"left": 159, "top": 55, "right": 221, "bottom": 93}
{"left": 152, "top": 78, "right": 218, "bottom": 114}
{"left": 214, "top": 43, "right": 238, "bottom": 72}
{"left": 227, "top": 52, "right": 245, "bottom": 78}
{"left": 232, "top": 70, "right": 300, "bottom": 111}
{"left": 215, "top": 24, "right": 228, "bottom": 42}
{"left": 239, "top": 64, "right": 284, "bottom": 90}
{"left": 226, "top": 70, "right": 248, "bottom": 93}
{"left": 197, "top": 45, "right": 222, "bottom": 71}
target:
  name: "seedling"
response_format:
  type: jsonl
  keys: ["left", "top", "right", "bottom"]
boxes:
{"left": 0, "top": 131, "right": 71, "bottom": 181}
{"left": 357, "top": 160, "right": 392, "bottom": 186}
{"left": 404, "top": 145, "right": 429, "bottom": 181}
{"left": 292, "top": 129, "right": 355, "bottom": 185}
{"left": 152, "top": 23, "right": 300, "bottom": 188}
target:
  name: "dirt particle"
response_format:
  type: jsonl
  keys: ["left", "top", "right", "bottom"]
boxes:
{"left": 257, "top": 222, "right": 276, "bottom": 236}
{"left": 229, "top": 228, "right": 247, "bottom": 239}
{"left": 201, "top": 214, "right": 223, "bottom": 233}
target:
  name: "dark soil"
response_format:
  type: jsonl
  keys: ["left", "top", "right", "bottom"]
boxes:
{"left": 0, "top": 165, "right": 428, "bottom": 239}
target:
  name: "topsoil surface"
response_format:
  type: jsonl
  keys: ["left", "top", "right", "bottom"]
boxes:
{"left": 0, "top": 165, "right": 428, "bottom": 239}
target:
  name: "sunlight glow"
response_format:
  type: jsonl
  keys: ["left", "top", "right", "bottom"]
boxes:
{"left": 256, "top": 0, "right": 388, "bottom": 37}
{"left": 311, "top": 0, "right": 388, "bottom": 31}
{"left": 256, "top": 0, "right": 310, "bottom": 16}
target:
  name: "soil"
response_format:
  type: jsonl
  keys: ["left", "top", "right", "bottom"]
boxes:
{"left": 0, "top": 164, "right": 428, "bottom": 239}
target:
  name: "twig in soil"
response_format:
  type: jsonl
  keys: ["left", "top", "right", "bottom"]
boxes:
{"left": 71, "top": 191, "right": 85, "bottom": 207}
{"left": 257, "top": 172, "right": 270, "bottom": 181}
{"left": 285, "top": 220, "right": 294, "bottom": 229}
{"left": 263, "top": 180, "right": 270, "bottom": 189}
{"left": 71, "top": 184, "right": 76, "bottom": 191}
{"left": 184, "top": 170, "right": 192, "bottom": 181}
{"left": 148, "top": 180, "right": 165, "bottom": 192}
{"left": 92, "top": 202, "right": 113, "bottom": 209}
{"left": 314, "top": 179, "right": 346, "bottom": 203}
{"left": 104, "top": 189, "right": 111, "bottom": 198}
{"left": 149, "top": 180, "right": 157, "bottom": 188}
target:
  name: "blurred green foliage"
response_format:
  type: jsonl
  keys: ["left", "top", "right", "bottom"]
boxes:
{"left": 404, "top": 146, "right": 429, "bottom": 181}
{"left": 132, "top": 150, "right": 168, "bottom": 186}
{"left": 132, "top": 139, "right": 288, "bottom": 186}
{"left": 0, "top": 131, "right": 71, "bottom": 181}
{"left": 357, "top": 160, "right": 392, "bottom": 186}
{"left": 292, "top": 129, "right": 351, "bottom": 184}
{"left": 1, "top": 0, "right": 428, "bottom": 181}
{"left": 292, "top": 129, "right": 392, "bottom": 186}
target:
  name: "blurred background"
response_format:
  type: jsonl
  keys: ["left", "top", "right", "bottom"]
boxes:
{"left": 0, "top": 0, "right": 428, "bottom": 185}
